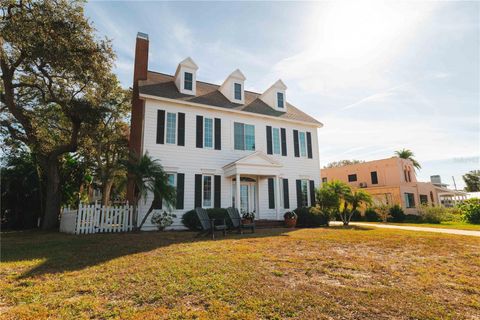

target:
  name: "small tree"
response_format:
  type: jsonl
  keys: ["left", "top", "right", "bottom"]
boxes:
{"left": 342, "top": 189, "right": 372, "bottom": 226}
{"left": 315, "top": 180, "right": 351, "bottom": 223}
{"left": 395, "top": 149, "right": 421, "bottom": 171}
{"left": 463, "top": 170, "right": 480, "bottom": 192}
{"left": 123, "top": 153, "right": 176, "bottom": 230}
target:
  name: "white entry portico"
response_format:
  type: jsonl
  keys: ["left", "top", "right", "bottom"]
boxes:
{"left": 223, "top": 151, "right": 283, "bottom": 220}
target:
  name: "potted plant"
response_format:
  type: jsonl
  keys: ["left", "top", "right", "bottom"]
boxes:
{"left": 151, "top": 210, "right": 177, "bottom": 231}
{"left": 284, "top": 211, "right": 298, "bottom": 228}
{"left": 242, "top": 211, "right": 255, "bottom": 224}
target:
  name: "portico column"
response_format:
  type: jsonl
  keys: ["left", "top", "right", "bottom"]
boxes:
{"left": 236, "top": 173, "right": 241, "bottom": 210}
{"left": 275, "top": 175, "right": 281, "bottom": 220}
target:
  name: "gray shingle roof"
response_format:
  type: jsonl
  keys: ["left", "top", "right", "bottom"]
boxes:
{"left": 139, "top": 71, "right": 322, "bottom": 126}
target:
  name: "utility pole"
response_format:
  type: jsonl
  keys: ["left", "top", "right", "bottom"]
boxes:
{"left": 452, "top": 176, "right": 457, "bottom": 190}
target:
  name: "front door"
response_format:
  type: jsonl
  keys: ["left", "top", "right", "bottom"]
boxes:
{"left": 233, "top": 181, "right": 257, "bottom": 216}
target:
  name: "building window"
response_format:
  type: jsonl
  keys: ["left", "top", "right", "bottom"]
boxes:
{"left": 234, "top": 83, "right": 242, "bottom": 100}
{"left": 299, "top": 132, "right": 307, "bottom": 157}
{"left": 404, "top": 193, "right": 415, "bottom": 208}
{"left": 301, "top": 180, "right": 309, "bottom": 207}
{"left": 277, "top": 92, "right": 284, "bottom": 108}
{"left": 272, "top": 127, "right": 281, "bottom": 154}
{"left": 430, "top": 191, "right": 434, "bottom": 203}
{"left": 204, "top": 117, "right": 213, "bottom": 148}
{"left": 322, "top": 177, "right": 327, "bottom": 183}
{"left": 234, "top": 122, "right": 255, "bottom": 151}
{"left": 371, "top": 171, "right": 378, "bottom": 185}
{"left": 184, "top": 72, "right": 193, "bottom": 90}
{"left": 348, "top": 174, "right": 357, "bottom": 182}
{"left": 407, "top": 170, "right": 411, "bottom": 182}
{"left": 419, "top": 194, "right": 428, "bottom": 205}
{"left": 203, "top": 175, "right": 213, "bottom": 208}
{"left": 166, "top": 112, "right": 177, "bottom": 144}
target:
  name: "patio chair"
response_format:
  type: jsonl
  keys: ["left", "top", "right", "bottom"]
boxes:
{"left": 195, "top": 207, "right": 227, "bottom": 239}
{"left": 226, "top": 207, "right": 255, "bottom": 234}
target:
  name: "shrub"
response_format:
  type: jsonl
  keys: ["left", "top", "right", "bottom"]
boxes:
{"left": 459, "top": 198, "right": 480, "bottom": 224}
{"left": 405, "top": 214, "right": 421, "bottom": 222}
{"left": 388, "top": 205, "right": 405, "bottom": 222}
{"left": 295, "top": 206, "right": 330, "bottom": 227}
{"left": 416, "top": 205, "right": 447, "bottom": 224}
{"left": 364, "top": 208, "right": 380, "bottom": 222}
{"left": 181, "top": 208, "right": 232, "bottom": 230}
{"left": 151, "top": 211, "right": 176, "bottom": 230}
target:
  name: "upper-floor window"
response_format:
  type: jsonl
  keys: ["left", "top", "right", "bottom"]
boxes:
{"left": 204, "top": 117, "right": 213, "bottom": 148}
{"left": 371, "top": 171, "right": 378, "bottom": 185}
{"left": 203, "top": 175, "right": 213, "bottom": 208}
{"left": 184, "top": 72, "right": 193, "bottom": 91}
{"left": 277, "top": 92, "right": 284, "bottom": 108}
{"left": 272, "top": 127, "right": 281, "bottom": 154}
{"left": 234, "top": 83, "right": 242, "bottom": 100}
{"left": 348, "top": 174, "right": 357, "bottom": 182}
{"left": 299, "top": 132, "right": 307, "bottom": 157}
{"left": 234, "top": 122, "right": 255, "bottom": 151}
{"left": 166, "top": 112, "right": 177, "bottom": 144}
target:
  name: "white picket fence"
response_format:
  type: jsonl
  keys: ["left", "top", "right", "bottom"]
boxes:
{"left": 60, "top": 203, "right": 134, "bottom": 234}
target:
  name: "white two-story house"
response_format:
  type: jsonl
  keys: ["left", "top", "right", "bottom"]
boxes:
{"left": 128, "top": 33, "right": 323, "bottom": 229}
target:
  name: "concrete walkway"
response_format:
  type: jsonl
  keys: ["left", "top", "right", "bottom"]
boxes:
{"left": 330, "top": 221, "right": 480, "bottom": 237}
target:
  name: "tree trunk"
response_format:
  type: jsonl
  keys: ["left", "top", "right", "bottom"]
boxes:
{"left": 138, "top": 204, "right": 154, "bottom": 230}
{"left": 41, "top": 158, "right": 62, "bottom": 230}
{"left": 101, "top": 179, "right": 114, "bottom": 206}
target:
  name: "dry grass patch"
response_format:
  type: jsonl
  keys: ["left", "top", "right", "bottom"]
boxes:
{"left": 1, "top": 227, "right": 479, "bottom": 319}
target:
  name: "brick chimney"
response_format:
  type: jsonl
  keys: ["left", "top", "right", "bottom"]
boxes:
{"left": 127, "top": 32, "right": 149, "bottom": 203}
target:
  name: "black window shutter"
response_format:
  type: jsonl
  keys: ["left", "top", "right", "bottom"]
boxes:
{"left": 293, "top": 130, "right": 299, "bottom": 157}
{"left": 177, "top": 113, "right": 185, "bottom": 146}
{"left": 306, "top": 132, "right": 313, "bottom": 159}
{"left": 296, "top": 179, "right": 302, "bottom": 208}
{"left": 214, "top": 118, "right": 221, "bottom": 150}
{"left": 152, "top": 194, "right": 163, "bottom": 210}
{"left": 309, "top": 180, "right": 315, "bottom": 206}
{"left": 156, "top": 110, "right": 165, "bottom": 144}
{"left": 266, "top": 126, "right": 273, "bottom": 155}
{"left": 268, "top": 178, "right": 275, "bottom": 209}
{"left": 196, "top": 116, "right": 203, "bottom": 148}
{"left": 283, "top": 178, "right": 289, "bottom": 209}
{"left": 281, "top": 128, "right": 287, "bottom": 156}
{"left": 214, "top": 175, "right": 221, "bottom": 208}
{"left": 176, "top": 173, "right": 185, "bottom": 209}
{"left": 194, "top": 174, "right": 202, "bottom": 208}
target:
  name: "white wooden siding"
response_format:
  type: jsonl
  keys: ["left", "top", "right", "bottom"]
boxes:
{"left": 139, "top": 98, "right": 321, "bottom": 230}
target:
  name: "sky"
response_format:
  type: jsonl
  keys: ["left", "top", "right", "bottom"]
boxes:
{"left": 85, "top": 1, "right": 479, "bottom": 189}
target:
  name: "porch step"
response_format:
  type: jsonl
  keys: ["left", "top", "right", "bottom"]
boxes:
{"left": 255, "top": 219, "right": 285, "bottom": 228}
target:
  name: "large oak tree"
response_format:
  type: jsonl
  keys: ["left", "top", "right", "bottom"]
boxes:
{"left": 1, "top": 0, "right": 115, "bottom": 229}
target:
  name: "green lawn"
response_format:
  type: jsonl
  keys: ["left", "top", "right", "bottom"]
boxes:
{"left": 361, "top": 221, "right": 480, "bottom": 231}
{"left": 1, "top": 227, "right": 479, "bottom": 319}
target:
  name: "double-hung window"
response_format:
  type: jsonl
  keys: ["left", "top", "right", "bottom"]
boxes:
{"left": 166, "top": 112, "right": 177, "bottom": 144}
{"left": 203, "top": 175, "right": 213, "bottom": 208}
{"left": 167, "top": 173, "right": 176, "bottom": 187}
{"left": 404, "top": 193, "right": 415, "bottom": 208}
{"left": 298, "top": 132, "right": 307, "bottom": 157}
{"left": 234, "top": 122, "right": 255, "bottom": 151}
{"left": 184, "top": 72, "right": 193, "bottom": 90}
{"left": 277, "top": 92, "right": 284, "bottom": 108}
{"left": 272, "top": 127, "right": 281, "bottom": 154}
{"left": 234, "top": 83, "right": 242, "bottom": 100}
{"left": 204, "top": 117, "right": 213, "bottom": 148}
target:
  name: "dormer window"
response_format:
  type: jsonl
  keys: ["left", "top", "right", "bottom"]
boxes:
{"left": 174, "top": 57, "right": 198, "bottom": 95}
{"left": 234, "top": 83, "right": 242, "bottom": 100}
{"left": 277, "top": 92, "right": 284, "bottom": 108}
{"left": 184, "top": 72, "right": 193, "bottom": 91}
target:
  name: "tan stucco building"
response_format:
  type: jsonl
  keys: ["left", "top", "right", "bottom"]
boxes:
{"left": 321, "top": 157, "right": 466, "bottom": 214}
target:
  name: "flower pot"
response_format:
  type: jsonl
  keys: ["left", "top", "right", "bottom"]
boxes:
{"left": 242, "top": 218, "right": 253, "bottom": 224}
{"left": 284, "top": 218, "right": 297, "bottom": 228}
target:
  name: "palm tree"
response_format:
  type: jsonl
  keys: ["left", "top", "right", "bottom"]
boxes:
{"left": 317, "top": 180, "right": 351, "bottom": 220}
{"left": 342, "top": 190, "right": 373, "bottom": 226}
{"left": 124, "top": 153, "right": 176, "bottom": 230}
{"left": 395, "top": 149, "right": 421, "bottom": 170}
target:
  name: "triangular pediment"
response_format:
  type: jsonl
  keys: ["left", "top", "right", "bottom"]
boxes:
{"left": 223, "top": 151, "right": 282, "bottom": 169}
